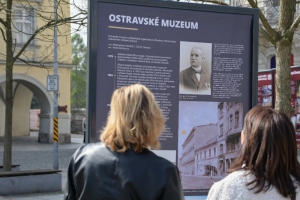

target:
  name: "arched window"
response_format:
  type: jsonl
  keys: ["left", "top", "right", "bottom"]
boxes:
{"left": 270, "top": 56, "right": 276, "bottom": 69}
{"left": 270, "top": 54, "right": 294, "bottom": 69}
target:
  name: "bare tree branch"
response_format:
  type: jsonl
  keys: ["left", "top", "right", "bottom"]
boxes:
{"left": 179, "top": 0, "right": 278, "bottom": 42}
{"left": 260, "top": 26, "right": 275, "bottom": 45}
{"left": 198, "top": 0, "right": 229, "bottom": 6}
{"left": 247, "top": 0, "right": 278, "bottom": 38}
{"left": 12, "top": 39, "right": 16, "bottom": 54}
{"left": 178, "top": 0, "right": 229, "bottom": 6}
{"left": 0, "top": 27, "right": 6, "bottom": 42}
{"left": 16, "top": 57, "right": 46, "bottom": 68}
{"left": 289, "top": 15, "right": 300, "bottom": 36}
{"left": 0, "top": 18, "right": 7, "bottom": 27}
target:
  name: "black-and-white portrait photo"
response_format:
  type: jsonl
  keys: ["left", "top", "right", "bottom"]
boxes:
{"left": 178, "top": 101, "right": 243, "bottom": 190}
{"left": 179, "top": 42, "right": 212, "bottom": 95}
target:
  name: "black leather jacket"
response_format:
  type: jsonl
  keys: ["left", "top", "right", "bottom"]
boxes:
{"left": 64, "top": 143, "right": 184, "bottom": 200}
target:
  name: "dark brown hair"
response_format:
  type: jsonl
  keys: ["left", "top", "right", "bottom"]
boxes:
{"left": 228, "top": 106, "right": 300, "bottom": 200}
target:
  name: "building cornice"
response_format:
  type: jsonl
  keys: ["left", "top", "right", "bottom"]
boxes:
{"left": 195, "top": 140, "right": 217, "bottom": 152}
{"left": 15, "top": 0, "right": 44, "bottom": 7}
{"left": 0, "top": 60, "right": 75, "bottom": 69}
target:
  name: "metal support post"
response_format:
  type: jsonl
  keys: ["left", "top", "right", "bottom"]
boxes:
{"left": 53, "top": 0, "right": 59, "bottom": 170}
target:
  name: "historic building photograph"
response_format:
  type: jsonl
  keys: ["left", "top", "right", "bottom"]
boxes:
{"left": 178, "top": 101, "right": 243, "bottom": 190}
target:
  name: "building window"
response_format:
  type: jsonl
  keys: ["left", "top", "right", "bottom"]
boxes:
{"left": 233, "top": 140, "right": 236, "bottom": 151}
{"left": 232, "top": 0, "right": 241, "bottom": 6}
{"left": 271, "top": 55, "right": 294, "bottom": 69}
{"left": 219, "top": 103, "right": 224, "bottom": 118}
{"left": 229, "top": 115, "right": 233, "bottom": 129}
{"left": 235, "top": 112, "right": 239, "bottom": 127}
{"left": 13, "top": 8, "right": 34, "bottom": 45}
{"left": 220, "top": 144, "right": 223, "bottom": 154}
{"left": 200, "top": 152, "right": 202, "bottom": 159}
{"left": 227, "top": 142, "right": 232, "bottom": 152}
{"left": 204, "top": 151, "right": 206, "bottom": 159}
{"left": 220, "top": 124, "right": 223, "bottom": 137}
{"left": 209, "top": 149, "right": 211, "bottom": 157}
{"left": 214, "top": 148, "right": 216, "bottom": 156}
{"left": 272, "top": 0, "right": 279, "bottom": 7}
{"left": 227, "top": 142, "right": 235, "bottom": 152}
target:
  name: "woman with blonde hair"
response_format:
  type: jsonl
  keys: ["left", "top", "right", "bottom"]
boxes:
{"left": 208, "top": 106, "right": 300, "bottom": 200}
{"left": 65, "top": 84, "right": 184, "bottom": 200}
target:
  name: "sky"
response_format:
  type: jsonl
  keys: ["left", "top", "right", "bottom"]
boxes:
{"left": 178, "top": 101, "right": 218, "bottom": 157}
{"left": 70, "top": 0, "right": 88, "bottom": 45}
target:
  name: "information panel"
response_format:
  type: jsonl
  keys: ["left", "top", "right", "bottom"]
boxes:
{"left": 88, "top": 0, "right": 258, "bottom": 197}
{"left": 257, "top": 71, "right": 273, "bottom": 107}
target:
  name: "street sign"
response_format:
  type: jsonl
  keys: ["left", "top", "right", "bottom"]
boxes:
{"left": 47, "top": 75, "right": 59, "bottom": 91}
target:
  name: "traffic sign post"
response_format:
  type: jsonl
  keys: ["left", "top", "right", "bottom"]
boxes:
{"left": 47, "top": 75, "right": 59, "bottom": 91}
{"left": 52, "top": 0, "right": 59, "bottom": 170}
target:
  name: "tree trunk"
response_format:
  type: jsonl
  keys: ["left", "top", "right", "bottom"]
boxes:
{"left": 274, "top": 0, "right": 296, "bottom": 116}
{"left": 3, "top": 0, "right": 13, "bottom": 172}
{"left": 274, "top": 39, "right": 293, "bottom": 116}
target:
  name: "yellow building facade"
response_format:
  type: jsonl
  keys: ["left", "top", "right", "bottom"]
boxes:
{"left": 0, "top": 0, "right": 73, "bottom": 143}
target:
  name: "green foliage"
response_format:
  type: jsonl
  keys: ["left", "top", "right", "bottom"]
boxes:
{"left": 71, "top": 33, "right": 87, "bottom": 109}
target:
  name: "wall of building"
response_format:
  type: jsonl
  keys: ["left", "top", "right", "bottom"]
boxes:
{"left": 0, "top": 0, "right": 72, "bottom": 138}
{"left": 12, "top": 84, "right": 32, "bottom": 136}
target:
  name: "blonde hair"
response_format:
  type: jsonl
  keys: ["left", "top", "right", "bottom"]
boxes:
{"left": 100, "top": 84, "right": 165, "bottom": 152}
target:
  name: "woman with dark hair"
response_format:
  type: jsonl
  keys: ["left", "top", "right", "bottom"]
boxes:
{"left": 64, "top": 84, "right": 184, "bottom": 200}
{"left": 207, "top": 106, "right": 300, "bottom": 200}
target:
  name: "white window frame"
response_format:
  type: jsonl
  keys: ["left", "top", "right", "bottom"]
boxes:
{"left": 13, "top": 6, "right": 35, "bottom": 45}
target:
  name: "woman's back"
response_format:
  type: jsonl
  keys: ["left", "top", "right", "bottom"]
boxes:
{"left": 65, "top": 84, "right": 184, "bottom": 200}
{"left": 208, "top": 170, "right": 300, "bottom": 200}
{"left": 65, "top": 143, "right": 183, "bottom": 200}
{"left": 208, "top": 107, "right": 300, "bottom": 200}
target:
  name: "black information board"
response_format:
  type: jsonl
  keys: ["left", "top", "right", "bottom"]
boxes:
{"left": 87, "top": 0, "right": 258, "bottom": 197}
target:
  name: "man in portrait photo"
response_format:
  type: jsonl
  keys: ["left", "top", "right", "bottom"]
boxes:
{"left": 179, "top": 45, "right": 211, "bottom": 95}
